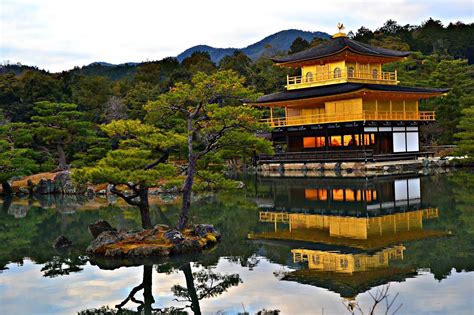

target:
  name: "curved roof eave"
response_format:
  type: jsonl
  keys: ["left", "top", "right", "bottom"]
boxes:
{"left": 254, "top": 83, "right": 450, "bottom": 105}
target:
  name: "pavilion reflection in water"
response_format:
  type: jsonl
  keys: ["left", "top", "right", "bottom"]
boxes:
{"left": 250, "top": 175, "right": 445, "bottom": 297}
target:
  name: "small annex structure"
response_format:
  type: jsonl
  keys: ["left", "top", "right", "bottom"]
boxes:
{"left": 253, "top": 24, "right": 449, "bottom": 163}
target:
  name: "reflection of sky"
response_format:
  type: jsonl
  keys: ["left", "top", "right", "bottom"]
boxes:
{"left": 0, "top": 258, "right": 473, "bottom": 315}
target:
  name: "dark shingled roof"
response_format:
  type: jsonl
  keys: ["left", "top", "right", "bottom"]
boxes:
{"left": 256, "top": 83, "right": 450, "bottom": 103}
{"left": 272, "top": 37, "right": 411, "bottom": 64}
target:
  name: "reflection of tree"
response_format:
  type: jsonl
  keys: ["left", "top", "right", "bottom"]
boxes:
{"left": 115, "top": 265, "right": 156, "bottom": 315}
{"left": 342, "top": 284, "right": 402, "bottom": 315}
{"left": 79, "top": 262, "right": 241, "bottom": 315}
{"left": 40, "top": 255, "right": 88, "bottom": 277}
{"left": 173, "top": 262, "right": 242, "bottom": 315}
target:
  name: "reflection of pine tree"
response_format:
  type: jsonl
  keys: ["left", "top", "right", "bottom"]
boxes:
{"left": 40, "top": 255, "right": 88, "bottom": 277}
{"left": 173, "top": 262, "right": 242, "bottom": 315}
{"left": 79, "top": 262, "right": 241, "bottom": 315}
{"left": 115, "top": 265, "right": 156, "bottom": 315}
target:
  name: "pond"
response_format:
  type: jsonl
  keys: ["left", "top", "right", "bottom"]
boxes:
{"left": 0, "top": 171, "right": 473, "bottom": 314}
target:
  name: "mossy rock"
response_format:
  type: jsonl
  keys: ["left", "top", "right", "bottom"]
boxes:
{"left": 86, "top": 221, "right": 220, "bottom": 258}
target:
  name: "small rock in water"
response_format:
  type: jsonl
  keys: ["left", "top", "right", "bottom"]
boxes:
{"left": 164, "top": 229, "right": 184, "bottom": 244}
{"left": 53, "top": 235, "right": 73, "bottom": 249}
{"left": 88, "top": 220, "right": 116, "bottom": 239}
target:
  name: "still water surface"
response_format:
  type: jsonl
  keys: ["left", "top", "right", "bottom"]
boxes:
{"left": 0, "top": 171, "right": 473, "bottom": 314}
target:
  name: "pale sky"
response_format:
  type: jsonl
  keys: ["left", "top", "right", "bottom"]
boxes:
{"left": 1, "top": 0, "right": 473, "bottom": 72}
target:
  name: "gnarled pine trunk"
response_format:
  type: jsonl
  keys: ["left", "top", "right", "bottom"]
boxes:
{"left": 1, "top": 182, "right": 13, "bottom": 195}
{"left": 138, "top": 186, "right": 152, "bottom": 229}
{"left": 57, "top": 143, "right": 68, "bottom": 170}
{"left": 178, "top": 115, "right": 195, "bottom": 230}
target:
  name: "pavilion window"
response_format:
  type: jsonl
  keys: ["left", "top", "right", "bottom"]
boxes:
{"left": 364, "top": 133, "right": 376, "bottom": 145}
{"left": 333, "top": 67, "right": 342, "bottom": 78}
{"left": 303, "top": 136, "right": 325, "bottom": 148}
{"left": 312, "top": 255, "right": 320, "bottom": 265}
{"left": 340, "top": 258, "right": 349, "bottom": 269}
{"left": 305, "top": 189, "right": 327, "bottom": 201}
{"left": 330, "top": 135, "right": 342, "bottom": 146}
{"left": 355, "top": 259, "right": 361, "bottom": 268}
{"left": 372, "top": 69, "right": 379, "bottom": 79}
{"left": 343, "top": 134, "right": 359, "bottom": 146}
{"left": 345, "top": 189, "right": 356, "bottom": 201}
{"left": 347, "top": 66, "right": 355, "bottom": 78}
{"left": 303, "top": 137, "right": 316, "bottom": 148}
{"left": 332, "top": 189, "right": 344, "bottom": 201}
{"left": 305, "top": 71, "right": 313, "bottom": 82}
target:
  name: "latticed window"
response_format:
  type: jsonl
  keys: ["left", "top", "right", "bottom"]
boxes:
{"left": 355, "top": 258, "right": 361, "bottom": 268}
{"left": 340, "top": 258, "right": 349, "bottom": 269}
{"left": 305, "top": 72, "right": 313, "bottom": 82}
{"left": 312, "top": 255, "right": 320, "bottom": 265}
{"left": 347, "top": 67, "right": 355, "bottom": 78}
{"left": 372, "top": 69, "right": 378, "bottom": 79}
{"left": 334, "top": 67, "right": 342, "bottom": 78}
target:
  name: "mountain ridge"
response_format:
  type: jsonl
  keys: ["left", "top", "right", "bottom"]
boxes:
{"left": 177, "top": 29, "right": 330, "bottom": 62}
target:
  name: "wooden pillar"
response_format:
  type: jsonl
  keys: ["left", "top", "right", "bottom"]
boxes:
{"left": 375, "top": 99, "right": 378, "bottom": 119}
{"left": 403, "top": 100, "right": 406, "bottom": 120}
{"left": 389, "top": 99, "right": 392, "bottom": 119}
{"left": 270, "top": 107, "right": 274, "bottom": 125}
{"left": 285, "top": 106, "right": 288, "bottom": 126}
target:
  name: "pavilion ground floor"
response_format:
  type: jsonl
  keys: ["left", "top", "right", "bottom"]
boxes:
{"left": 257, "top": 121, "right": 433, "bottom": 163}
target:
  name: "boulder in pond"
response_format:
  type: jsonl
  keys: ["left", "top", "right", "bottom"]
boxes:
{"left": 86, "top": 224, "right": 221, "bottom": 258}
{"left": 34, "top": 178, "right": 55, "bottom": 195}
{"left": 88, "top": 220, "right": 117, "bottom": 239}
{"left": 53, "top": 235, "right": 73, "bottom": 249}
{"left": 53, "top": 172, "right": 77, "bottom": 194}
{"left": 86, "top": 230, "right": 127, "bottom": 254}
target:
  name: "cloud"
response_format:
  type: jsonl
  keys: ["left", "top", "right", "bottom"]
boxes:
{"left": 0, "top": 0, "right": 472, "bottom": 71}
{"left": 1, "top": 259, "right": 474, "bottom": 314}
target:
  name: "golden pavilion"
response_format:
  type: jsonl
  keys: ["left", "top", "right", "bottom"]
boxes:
{"left": 254, "top": 25, "right": 449, "bottom": 163}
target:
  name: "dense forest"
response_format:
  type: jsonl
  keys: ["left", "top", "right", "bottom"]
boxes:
{"left": 0, "top": 19, "right": 473, "bottom": 188}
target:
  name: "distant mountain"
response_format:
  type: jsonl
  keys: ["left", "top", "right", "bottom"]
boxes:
{"left": 177, "top": 29, "right": 330, "bottom": 63}
{"left": 1, "top": 29, "right": 330, "bottom": 78}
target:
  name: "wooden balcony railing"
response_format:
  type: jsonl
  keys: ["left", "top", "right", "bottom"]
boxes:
{"left": 261, "top": 111, "right": 435, "bottom": 128}
{"left": 287, "top": 69, "right": 398, "bottom": 89}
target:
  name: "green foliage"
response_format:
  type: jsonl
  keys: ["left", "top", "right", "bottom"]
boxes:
{"left": 384, "top": 56, "right": 474, "bottom": 144}
{"left": 182, "top": 51, "right": 217, "bottom": 75}
{"left": 31, "top": 101, "right": 106, "bottom": 168}
{"left": 146, "top": 70, "right": 273, "bottom": 186}
{"left": 70, "top": 75, "right": 112, "bottom": 122}
{"left": 0, "top": 122, "right": 44, "bottom": 184}
{"left": 218, "top": 50, "right": 254, "bottom": 84}
{"left": 0, "top": 148, "right": 39, "bottom": 184}
{"left": 73, "top": 119, "right": 184, "bottom": 187}
{"left": 289, "top": 37, "right": 310, "bottom": 54}
{"left": 252, "top": 56, "right": 290, "bottom": 94}
{"left": 455, "top": 106, "right": 474, "bottom": 160}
